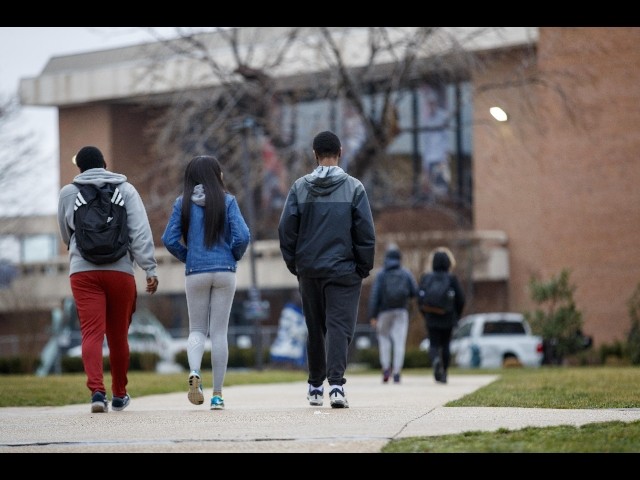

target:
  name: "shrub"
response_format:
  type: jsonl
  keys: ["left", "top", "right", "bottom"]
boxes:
{"left": 60, "top": 352, "right": 160, "bottom": 374}
{"left": 350, "top": 347, "right": 380, "bottom": 368}
{"left": 174, "top": 347, "right": 267, "bottom": 370}
{"left": 61, "top": 356, "right": 85, "bottom": 373}
{"left": 404, "top": 348, "right": 430, "bottom": 368}
{"left": 598, "top": 340, "right": 626, "bottom": 365}
{"left": 0, "top": 356, "right": 27, "bottom": 374}
{"left": 129, "top": 352, "right": 160, "bottom": 372}
{"left": 626, "top": 282, "right": 640, "bottom": 365}
{"left": 524, "top": 269, "right": 589, "bottom": 365}
{"left": 346, "top": 347, "right": 430, "bottom": 369}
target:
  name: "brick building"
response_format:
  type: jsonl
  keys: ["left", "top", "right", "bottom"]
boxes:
{"left": 18, "top": 27, "right": 640, "bottom": 348}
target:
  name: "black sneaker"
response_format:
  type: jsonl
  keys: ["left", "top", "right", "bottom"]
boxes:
{"left": 382, "top": 369, "right": 391, "bottom": 383}
{"left": 393, "top": 373, "right": 401, "bottom": 384}
{"left": 111, "top": 394, "right": 130, "bottom": 411}
{"left": 433, "top": 357, "right": 445, "bottom": 383}
{"left": 91, "top": 391, "right": 108, "bottom": 413}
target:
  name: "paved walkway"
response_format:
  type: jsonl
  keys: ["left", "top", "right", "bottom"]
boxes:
{"left": 2, "top": 373, "right": 640, "bottom": 453}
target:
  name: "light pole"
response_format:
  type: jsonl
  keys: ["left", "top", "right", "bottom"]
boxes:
{"left": 240, "top": 116, "right": 269, "bottom": 370}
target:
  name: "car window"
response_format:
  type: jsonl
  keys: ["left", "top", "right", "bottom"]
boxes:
{"left": 128, "top": 332, "right": 157, "bottom": 342}
{"left": 452, "top": 322, "right": 473, "bottom": 340}
{"left": 482, "top": 321, "right": 525, "bottom": 335}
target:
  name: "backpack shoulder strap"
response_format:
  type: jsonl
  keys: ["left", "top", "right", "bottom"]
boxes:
{"left": 73, "top": 182, "right": 98, "bottom": 210}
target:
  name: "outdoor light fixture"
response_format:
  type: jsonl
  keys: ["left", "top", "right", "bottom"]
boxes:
{"left": 490, "top": 106, "right": 508, "bottom": 122}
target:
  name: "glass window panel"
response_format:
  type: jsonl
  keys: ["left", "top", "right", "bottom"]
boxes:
{"left": 23, "top": 234, "right": 57, "bottom": 263}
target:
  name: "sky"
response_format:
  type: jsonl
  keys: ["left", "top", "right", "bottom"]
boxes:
{"left": 0, "top": 27, "right": 191, "bottom": 216}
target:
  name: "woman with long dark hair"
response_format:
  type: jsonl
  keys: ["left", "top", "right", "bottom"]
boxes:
{"left": 162, "top": 155, "right": 250, "bottom": 410}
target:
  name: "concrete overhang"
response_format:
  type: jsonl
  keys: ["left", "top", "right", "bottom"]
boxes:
{"left": 19, "top": 27, "right": 538, "bottom": 108}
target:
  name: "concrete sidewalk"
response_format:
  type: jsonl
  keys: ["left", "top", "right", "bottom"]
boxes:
{"left": 2, "top": 373, "right": 640, "bottom": 453}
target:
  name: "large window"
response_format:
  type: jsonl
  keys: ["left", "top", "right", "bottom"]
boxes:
{"left": 268, "top": 80, "right": 473, "bottom": 209}
{"left": 0, "top": 233, "right": 58, "bottom": 264}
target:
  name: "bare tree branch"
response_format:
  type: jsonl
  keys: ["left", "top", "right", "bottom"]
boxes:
{"left": 136, "top": 27, "right": 574, "bottom": 240}
{"left": 0, "top": 94, "right": 46, "bottom": 221}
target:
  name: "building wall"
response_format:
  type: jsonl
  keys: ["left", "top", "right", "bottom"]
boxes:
{"left": 473, "top": 27, "right": 640, "bottom": 346}
{"left": 51, "top": 28, "right": 640, "bottom": 348}
{"left": 59, "top": 104, "right": 113, "bottom": 188}
{"left": 58, "top": 104, "right": 170, "bottom": 246}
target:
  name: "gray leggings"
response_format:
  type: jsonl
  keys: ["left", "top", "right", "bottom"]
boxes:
{"left": 185, "top": 271, "right": 236, "bottom": 394}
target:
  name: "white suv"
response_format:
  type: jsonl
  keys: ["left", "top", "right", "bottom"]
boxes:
{"left": 420, "top": 312, "right": 544, "bottom": 369}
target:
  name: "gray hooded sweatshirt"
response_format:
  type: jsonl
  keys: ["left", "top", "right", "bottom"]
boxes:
{"left": 57, "top": 168, "right": 157, "bottom": 279}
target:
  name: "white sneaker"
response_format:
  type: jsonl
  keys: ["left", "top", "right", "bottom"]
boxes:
{"left": 188, "top": 371, "right": 204, "bottom": 405}
{"left": 329, "top": 385, "right": 349, "bottom": 408}
{"left": 307, "top": 386, "right": 324, "bottom": 406}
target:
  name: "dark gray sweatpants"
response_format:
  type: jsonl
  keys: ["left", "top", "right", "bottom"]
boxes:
{"left": 298, "top": 272, "right": 362, "bottom": 388}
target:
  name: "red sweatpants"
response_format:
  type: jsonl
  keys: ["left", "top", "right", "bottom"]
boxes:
{"left": 70, "top": 270, "right": 137, "bottom": 398}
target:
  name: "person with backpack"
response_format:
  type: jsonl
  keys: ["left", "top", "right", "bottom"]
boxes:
{"left": 368, "top": 244, "right": 418, "bottom": 384}
{"left": 58, "top": 146, "right": 159, "bottom": 413}
{"left": 162, "top": 155, "right": 250, "bottom": 411}
{"left": 417, "top": 246, "right": 465, "bottom": 384}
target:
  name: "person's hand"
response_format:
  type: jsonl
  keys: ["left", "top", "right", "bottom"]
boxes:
{"left": 370, "top": 318, "right": 377, "bottom": 328}
{"left": 146, "top": 276, "right": 159, "bottom": 294}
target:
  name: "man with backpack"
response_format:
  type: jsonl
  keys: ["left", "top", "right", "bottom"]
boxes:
{"left": 58, "top": 146, "right": 159, "bottom": 413}
{"left": 417, "top": 246, "right": 465, "bottom": 384}
{"left": 368, "top": 244, "right": 418, "bottom": 384}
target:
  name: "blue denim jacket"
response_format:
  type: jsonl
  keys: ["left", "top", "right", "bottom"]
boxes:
{"left": 162, "top": 191, "right": 250, "bottom": 275}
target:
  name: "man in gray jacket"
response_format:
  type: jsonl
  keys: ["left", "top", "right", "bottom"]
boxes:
{"left": 278, "top": 131, "right": 375, "bottom": 408}
{"left": 58, "top": 146, "right": 158, "bottom": 413}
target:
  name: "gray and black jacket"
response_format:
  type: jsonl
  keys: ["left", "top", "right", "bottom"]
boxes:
{"left": 278, "top": 165, "right": 375, "bottom": 279}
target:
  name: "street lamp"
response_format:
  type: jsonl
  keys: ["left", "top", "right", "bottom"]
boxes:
{"left": 239, "top": 116, "right": 269, "bottom": 370}
{"left": 490, "top": 106, "right": 508, "bottom": 122}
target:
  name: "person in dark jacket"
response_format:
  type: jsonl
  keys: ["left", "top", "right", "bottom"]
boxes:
{"left": 278, "top": 130, "right": 376, "bottom": 408}
{"left": 418, "top": 246, "right": 465, "bottom": 384}
{"left": 368, "top": 244, "right": 418, "bottom": 384}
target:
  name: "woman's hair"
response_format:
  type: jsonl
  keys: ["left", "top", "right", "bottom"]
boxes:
{"left": 180, "top": 155, "right": 227, "bottom": 248}
{"left": 425, "top": 246, "right": 456, "bottom": 273}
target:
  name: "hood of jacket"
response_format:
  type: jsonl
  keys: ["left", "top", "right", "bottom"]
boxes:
{"left": 383, "top": 249, "right": 402, "bottom": 270}
{"left": 73, "top": 168, "right": 127, "bottom": 187}
{"left": 303, "top": 166, "right": 348, "bottom": 196}
{"left": 191, "top": 184, "right": 206, "bottom": 206}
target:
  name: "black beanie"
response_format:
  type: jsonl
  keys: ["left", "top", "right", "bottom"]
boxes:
{"left": 74, "top": 146, "right": 105, "bottom": 171}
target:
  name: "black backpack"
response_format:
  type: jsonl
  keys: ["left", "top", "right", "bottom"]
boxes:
{"left": 72, "top": 182, "right": 129, "bottom": 265}
{"left": 382, "top": 269, "right": 411, "bottom": 309}
{"left": 418, "top": 271, "right": 454, "bottom": 315}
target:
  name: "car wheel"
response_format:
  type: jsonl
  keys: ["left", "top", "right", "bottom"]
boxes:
{"left": 503, "top": 356, "right": 522, "bottom": 368}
